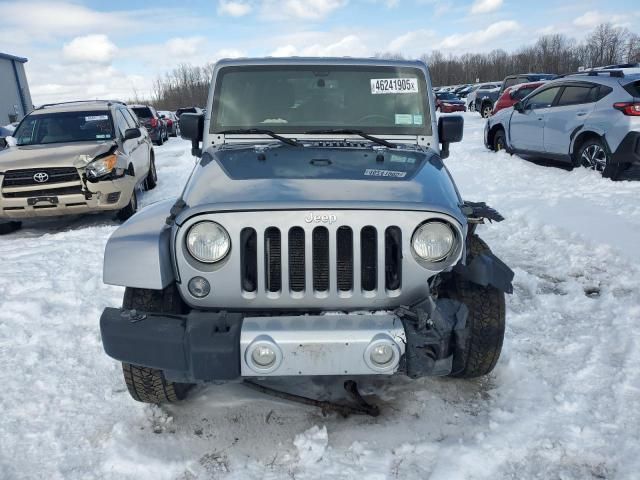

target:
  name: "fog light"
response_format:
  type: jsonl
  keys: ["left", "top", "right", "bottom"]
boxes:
{"left": 188, "top": 276, "right": 210, "bottom": 298}
{"left": 370, "top": 344, "right": 394, "bottom": 366}
{"left": 251, "top": 345, "right": 276, "bottom": 367}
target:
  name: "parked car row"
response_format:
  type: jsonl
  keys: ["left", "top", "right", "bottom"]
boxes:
{"left": 484, "top": 67, "right": 640, "bottom": 179}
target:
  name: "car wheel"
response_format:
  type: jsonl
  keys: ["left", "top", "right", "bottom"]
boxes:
{"left": 117, "top": 188, "right": 137, "bottom": 221}
{"left": 578, "top": 138, "right": 623, "bottom": 179}
{"left": 157, "top": 134, "right": 164, "bottom": 146}
{"left": 144, "top": 156, "right": 157, "bottom": 191}
{"left": 444, "top": 235, "right": 506, "bottom": 378}
{"left": 481, "top": 104, "right": 493, "bottom": 119}
{"left": 493, "top": 129, "right": 507, "bottom": 152}
{"left": 120, "top": 285, "right": 192, "bottom": 404}
{"left": 468, "top": 102, "right": 475, "bottom": 112}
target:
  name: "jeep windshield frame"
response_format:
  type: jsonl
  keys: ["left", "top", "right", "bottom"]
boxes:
{"left": 210, "top": 64, "right": 432, "bottom": 136}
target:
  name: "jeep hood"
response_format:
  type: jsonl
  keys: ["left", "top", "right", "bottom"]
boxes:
{"left": 0, "top": 141, "right": 115, "bottom": 172}
{"left": 178, "top": 145, "right": 464, "bottom": 224}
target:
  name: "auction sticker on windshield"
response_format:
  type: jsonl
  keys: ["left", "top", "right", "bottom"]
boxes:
{"left": 371, "top": 78, "right": 419, "bottom": 94}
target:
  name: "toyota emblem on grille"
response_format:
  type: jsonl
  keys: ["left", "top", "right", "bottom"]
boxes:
{"left": 33, "top": 172, "right": 49, "bottom": 183}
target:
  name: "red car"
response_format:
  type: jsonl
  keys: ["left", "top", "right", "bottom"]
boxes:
{"left": 435, "top": 92, "right": 467, "bottom": 113}
{"left": 492, "top": 81, "right": 546, "bottom": 114}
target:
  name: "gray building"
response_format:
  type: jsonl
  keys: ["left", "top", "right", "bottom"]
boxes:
{"left": 0, "top": 52, "right": 33, "bottom": 125}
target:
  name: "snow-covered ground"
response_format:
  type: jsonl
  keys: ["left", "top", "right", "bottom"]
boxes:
{"left": 1, "top": 114, "right": 639, "bottom": 479}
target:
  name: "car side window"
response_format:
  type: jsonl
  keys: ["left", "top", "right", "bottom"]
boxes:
{"left": 557, "top": 85, "right": 596, "bottom": 106}
{"left": 526, "top": 86, "right": 562, "bottom": 109}
{"left": 123, "top": 108, "right": 139, "bottom": 128}
{"left": 114, "top": 110, "right": 130, "bottom": 138}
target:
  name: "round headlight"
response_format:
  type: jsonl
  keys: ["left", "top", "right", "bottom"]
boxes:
{"left": 412, "top": 221, "right": 455, "bottom": 262}
{"left": 186, "top": 221, "right": 231, "bottom": 263}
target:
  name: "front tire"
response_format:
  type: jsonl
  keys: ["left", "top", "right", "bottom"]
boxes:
{"left": 481, "top": 103, "right": 493, "bottom": 119}
{"left": 493, "top": 129, "right": 506, "bottom": 152}
{"left": 143, "top": 156, "right": 157, "bottom": 191}
{"left": 117, "top": 188, "right": 137, "bottom": 221}
{"left": 446, "top": 235, "right": 506, "bottom": 378}
{"left": 121, "top": 286, "right": 192, "bottom": 403}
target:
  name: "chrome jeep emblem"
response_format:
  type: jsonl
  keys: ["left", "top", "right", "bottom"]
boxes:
{"left": 33, "top": 172, "right": 49, "bottom": 183}
{"left": 304, "top": 212, "right": 337, "bottom": 224}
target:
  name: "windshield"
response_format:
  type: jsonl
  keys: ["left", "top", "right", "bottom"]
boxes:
{"left": 211, "top": 65, "right": 431, "bottom": 135}
{"left": 13, "top": 111, "right": 114, "bottom": 146}
{"left": 436, "top": 92, "right": 458, "bottom": 100}
{"left": 132, "top": 107, "right": 153, "bottom": 118}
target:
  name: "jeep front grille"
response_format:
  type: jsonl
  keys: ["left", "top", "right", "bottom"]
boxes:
{"left": 175, "top": 210, "right": 463, "bottom": 310}
{"left": 2, "top": 167, "right": 80, "bottom": 187}
{"left": 240, "top": 224, "right": 402, "bottom": 296}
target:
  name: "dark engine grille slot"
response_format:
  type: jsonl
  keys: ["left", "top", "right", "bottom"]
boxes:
{"left": 312, "top": 227, "right": 330, "bottom": 292}
{"left": 336, "top": 226, "right": 353, "bottom": 291}
{"left": 2, "top": 167, "right": 80, "bottom": 187}
{"left": 2, "top": 186, "right": 83, "bottom": 198}
{"left": 240, "top": 228, "right": 257, "bottom": 292}
{"left": 385, "top": 227, "right": 402, "bottom": 291}
{"left": 288, "top": 227, "right": 305, "bottom": 292}
{"left": 264, "top": 227, "right": 281, "bottom": 292}
{"left": 361, "top": 226, "right": 377, "bottom": 291}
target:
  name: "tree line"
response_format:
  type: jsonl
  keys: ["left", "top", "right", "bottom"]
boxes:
{"left": 142, "top": 22, "right": 639, "bottom": 109}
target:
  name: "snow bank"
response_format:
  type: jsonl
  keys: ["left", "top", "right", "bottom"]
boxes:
{"left": 1, "top": 117, "right": 639, "bottom": 479}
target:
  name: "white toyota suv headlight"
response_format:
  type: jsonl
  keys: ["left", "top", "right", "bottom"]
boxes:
{"left": 186, "top": 221, "right": 231, "bottom": 263}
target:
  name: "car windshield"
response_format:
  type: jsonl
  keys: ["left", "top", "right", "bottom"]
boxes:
{"left": 132, "top": 107, "right": 153, "bottom": 118}
{"left": 437, "top": 92, "right": 458, "bottom": 100}
{"left": 211, "top": 65, "right": 431, "bottom": 135}
{"left": 13, "top": 111, "right": 115, "bottom": 146}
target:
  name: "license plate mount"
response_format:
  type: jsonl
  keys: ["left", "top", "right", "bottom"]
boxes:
{"left": 27, "top": 196, "right": 59, "bottom": 206}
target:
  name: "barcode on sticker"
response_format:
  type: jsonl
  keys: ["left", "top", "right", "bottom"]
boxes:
{"left": 365, "top": 169, "right": 407, "bottom": 178}
{"left": 371, "top": 78, "right": 418, "bottom": 94}
{"left": 86, "top": 115, "right": 109, "bottom": 121}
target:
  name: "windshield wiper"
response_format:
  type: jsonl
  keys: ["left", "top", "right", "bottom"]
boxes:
{"left": 304, "top": 129, "right": 397, "bottom": 148}
{"left": 217, "top": 129, "right": 301, "bottom": 147}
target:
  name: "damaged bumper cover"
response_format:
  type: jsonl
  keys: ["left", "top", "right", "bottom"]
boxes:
{"left": 100, "top": 298, "right": 472, "bottom": 383}
{"left": 0, "top": 174, "right": 135, "bottom": 219}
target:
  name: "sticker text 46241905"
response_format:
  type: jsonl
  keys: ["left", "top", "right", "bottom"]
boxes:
{"left": 370, "top": 78, "right": 419, "bottom": 95}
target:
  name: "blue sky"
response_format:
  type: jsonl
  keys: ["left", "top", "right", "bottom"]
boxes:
{"left": 0, "top": 0, "right": 637, "bottom": 104}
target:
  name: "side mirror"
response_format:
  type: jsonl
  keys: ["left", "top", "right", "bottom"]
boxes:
{"left": 180, "top": 113, "right": 204, "bottom": 157}
{"left": 514, "top": 101, "right": 524, "bottom": 113}
{"left": 5, "top": 136, "right": 16, "bottom": 147}
{"left": 0, "top": 138, "right": 6, "bottom": 149}
{"left": 124, "top": 128, "right": 141, "bottom": 141}
{"left": 437, "top": 115, "right": 464, "bottom": 159}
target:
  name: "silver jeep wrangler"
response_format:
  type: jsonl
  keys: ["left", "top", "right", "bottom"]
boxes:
{"left": 100, "top": 58, "right": 513, "bottom": 404}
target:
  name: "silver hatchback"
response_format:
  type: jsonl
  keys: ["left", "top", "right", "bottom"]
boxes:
{"left": 485, "top": 69, "right": 640, "bottom": 179}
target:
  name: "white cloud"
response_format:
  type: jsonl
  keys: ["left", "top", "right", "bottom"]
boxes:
{"left": 437, "top": 20, "right": 520, "bottom": 50}
{"left": 262, "top": 0, "right": 347, "bottom": 20}
{"left": 218, "top": 0, "right": 252, "bottom": 16}
{"left": 62, "top": 35, "right": 118, "bottom": 64}
{"left": 166, "top": 37, "right": 207, "bottom": 57}
{"left": 470, "top": 0, "right": 503, "bottom": 14}
{"left": 389, "top": 29, "right": 437, "bottom": 52}
{"left": 573, "top": 10, "right": 629, "bottom": 29}
{"left": 270, "top": 34, "right": 368, "bottom": 57}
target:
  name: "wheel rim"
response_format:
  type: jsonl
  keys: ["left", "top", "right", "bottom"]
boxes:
{"left": 581, "top": 144, "right": 607, "bottom": 171}
{"left": 483, "top": 106, "right": 492, "bottom": 118}
{"left": 495, "top": 136, "right": 504, "bottom": 151}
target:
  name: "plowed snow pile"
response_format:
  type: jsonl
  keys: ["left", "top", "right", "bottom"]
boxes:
{"left": 1, "top": 114, "right": 639, "bottom": 479}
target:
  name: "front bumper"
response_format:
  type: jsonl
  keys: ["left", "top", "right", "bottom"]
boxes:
{"left": 0, "top": 175, "right": 135, "bottom": 219}
{"left": 100, "top": 299, "right": 468, "bottom": 383}
{"left": 611, "top": 131, "right": 640, "bottom": 165}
